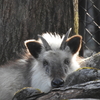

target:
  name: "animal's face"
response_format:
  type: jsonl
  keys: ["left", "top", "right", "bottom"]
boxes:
{"left": 25, "top": 29, "right": 82, "bottom": 92}
{"left": 39, "top": 50, "right": 72, "bottom": 87}
{"left": 40, "top": 50, "right": 72, "bottom": 78}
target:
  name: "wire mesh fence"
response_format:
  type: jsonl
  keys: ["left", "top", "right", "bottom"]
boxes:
{"left": 79, "top": 0, "right": 100, "bottom": 57}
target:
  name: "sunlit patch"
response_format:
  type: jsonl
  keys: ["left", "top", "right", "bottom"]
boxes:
{"left": 39, "top": 33, "right": 65, "bottom": 49}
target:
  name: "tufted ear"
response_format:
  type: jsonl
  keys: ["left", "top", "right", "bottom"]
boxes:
{"left": 66, "top": 35, "right": 82, "bottom": 54}
{"left": 24, "top": 40, "right": 42, "bottom": 58}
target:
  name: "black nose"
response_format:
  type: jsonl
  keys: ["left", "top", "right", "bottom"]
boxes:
{"left": 51, "top": 78, "right": 64, "bottom": 88}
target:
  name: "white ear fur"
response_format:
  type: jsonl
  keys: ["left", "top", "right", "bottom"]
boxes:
{"left": 24, "top": 39, "right": 42, "bottom": 58}
{"left": 24, "top": 39, "right": 36, "bottom": 49}
{"left": 66, "top": 35, "right": 82, "bottom": 54}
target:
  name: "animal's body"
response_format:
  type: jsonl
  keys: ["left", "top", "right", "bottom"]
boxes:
{"left": 0, "top": 29, "right": 82, "bottom": 100}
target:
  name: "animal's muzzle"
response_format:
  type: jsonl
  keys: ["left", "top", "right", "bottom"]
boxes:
{"left": 51, "top": 78, "right": 64, "bottom": 88}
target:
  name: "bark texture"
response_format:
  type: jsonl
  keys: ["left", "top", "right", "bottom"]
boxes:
{"left": 13, "top": 80, "right": 100, "bottom": 100}
{"left": 0, "top": 0, "right": 74, "bottom": 65}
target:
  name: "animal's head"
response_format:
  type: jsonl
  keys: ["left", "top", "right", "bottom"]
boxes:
{"left": 25, "top": 28, "right": 82, "bottom": 92}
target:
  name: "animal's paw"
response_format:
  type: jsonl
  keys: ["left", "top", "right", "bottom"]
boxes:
{"left": 12, "top": 87, "right": 45, "bottom": 100}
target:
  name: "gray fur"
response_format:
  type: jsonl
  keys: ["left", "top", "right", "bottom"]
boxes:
{"left": 0, "top": 59, "right": 32, "bottom": 100}
{"left": 0, "top": 32, "right": 82, "bottom": 100}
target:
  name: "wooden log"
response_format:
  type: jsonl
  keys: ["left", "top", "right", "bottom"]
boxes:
{"left": 13, "top": 80, "right": 100, "bottom": 100}
{"left": 80, "top": 52, "right": 100, "bottom": 69}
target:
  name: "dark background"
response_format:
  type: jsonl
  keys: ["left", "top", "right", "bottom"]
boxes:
{"left": 0, "top": 0, "right": 74, "bottom": 65}
{"left": 0, "top": 0, "right": 100, "bottom": 65}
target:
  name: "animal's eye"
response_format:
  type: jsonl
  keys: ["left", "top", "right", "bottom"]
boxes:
{"left": 64, "top": 58, "right": 70, "bottom": 65}
{"left": 43, "top": 60, "right": 49, "bottom": 67}
{"left": 43, "top": 60, "right": 49, "bottom": 74}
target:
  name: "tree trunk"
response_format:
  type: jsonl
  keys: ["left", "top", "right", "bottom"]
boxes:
{"left": 0, "top": 0, "right": 74, "bottom": 65}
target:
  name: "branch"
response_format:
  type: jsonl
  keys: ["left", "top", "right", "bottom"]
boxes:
{"left": 37, "top": 80, "right": 100, "bottom": 100}
{"left": 80, "top": 52, "right": 100, "bottom": 69}
{"left": 13, "top": 80, "right": 100, "bottom": 100}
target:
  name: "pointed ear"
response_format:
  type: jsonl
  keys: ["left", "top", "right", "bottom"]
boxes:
{"left": 66, "top": 35, "right": 82, "bottom": 54}
{"left": 24, "top": 40, "right": 42, "bottom": 58}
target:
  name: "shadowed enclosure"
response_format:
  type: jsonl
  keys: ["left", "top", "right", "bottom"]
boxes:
{"left": 0, "top": 0, "right": 74, "bottom": 65}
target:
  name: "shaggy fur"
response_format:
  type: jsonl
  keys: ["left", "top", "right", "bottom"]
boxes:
{"left": 0, "top": 33, "right": 82, "bottom": 100}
